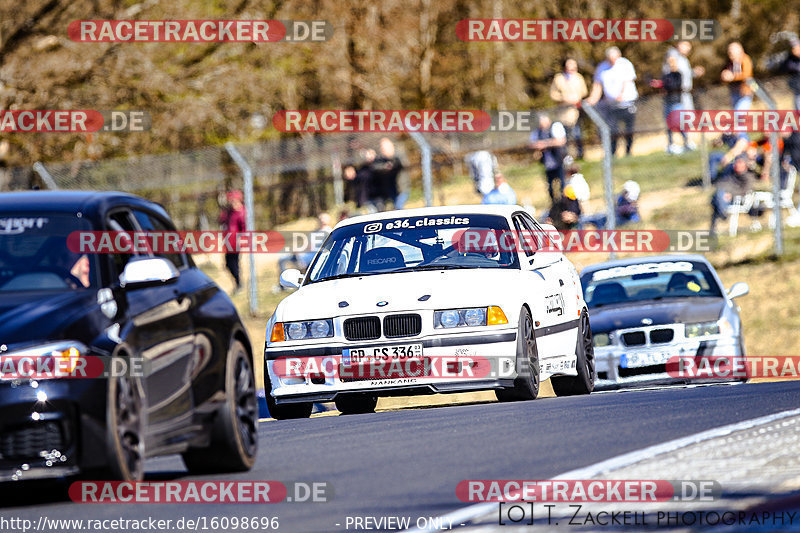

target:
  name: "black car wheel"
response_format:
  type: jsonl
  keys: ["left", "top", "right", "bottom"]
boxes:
{"left": 105, "top": 372, "right": 145, "bottom": 481}
{"left": 263, "top": 371, "right": 313, "bottom": 420}
{"left": 183, "top": 340, "right": 258, "bottom": 473}
{"left": 496, "top": 307, "right": 540, "bottom": 402}
{"left": 552, "top": 309, "right": 595, "bottom": 396}
{"left": 335, "top": 394, "right": 378, "bottom": 415}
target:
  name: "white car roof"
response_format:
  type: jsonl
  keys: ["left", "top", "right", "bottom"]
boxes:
{"left": 335, "top": 204, "right": 525, "bottom": 229}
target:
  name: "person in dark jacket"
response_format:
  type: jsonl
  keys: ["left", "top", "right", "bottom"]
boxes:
{"left": 710, "top": 155, "right": 757, "bottom": 235}
{"left": 344, "top": 149, "right": 376, "bottom": 209}
{"left": 780, "top": 38, "right": 800, "bottom": 110}
{"left": 370, "top": 138, "right": 404, "bottom": 211}
{"left": 662, "top": 55, "right": 690, "bottom": 153}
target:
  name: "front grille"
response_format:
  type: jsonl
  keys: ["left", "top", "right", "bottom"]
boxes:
{"left": 384, "top": 314, "right": 422, "bottom": 338}
{"left": 0, "top": 422, "right": 66, "bottom": 461}
{"left": 649, "top": 328, "right": 674, "bottom": 344}
{"left": 343, "top": 316, "right": 381, "bottom": 341}
{"left": 622, "top": 331, "right": 646, "bottom": 346}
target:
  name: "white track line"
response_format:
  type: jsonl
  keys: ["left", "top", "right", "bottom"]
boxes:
{"left": 405, "top": 406, "right": 800, "bottom": 532}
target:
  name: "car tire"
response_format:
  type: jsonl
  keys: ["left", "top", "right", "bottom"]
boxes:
{"left": 263, "top": 371, "right": 313, "bottom": 420}
{"left": 495, "top": 307, "right": 540, "bottom": 402}
{"left": 551, "top": 309, "right": 595, "bottom": 396}
{"left": 335, "top": 394, "right": 378, "bottom": 415}
{"left": 182, "top": 340, "right": 258, "bottom": 473}
{"left": 104, "top": 372, "right": 145, "bottom": 481}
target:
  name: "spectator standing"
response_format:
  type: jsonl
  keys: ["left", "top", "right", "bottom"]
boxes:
{"left": 482, "top": 172, "right": 517, "bottom": 205}
{"left": 780, "top": 38, "right": 800, "bottom": 111}
{"left": 663, "top": 41, "right": 705, "bottom": 112}
{"left": 465, "top": 150, "right": 498, "bottom": 197}
{"left": 587, "top": 46, "right": 638, "bottom": 157}
{"left": 344, "top": 148, "right": 376, "bottom": 210}
{"left": 219, "top": 190, "right": 246, "bottom": 293}
{"left": 721, "top": 42, "right": 754, "bottom": 111}
{"left": 529, "top": 114, "right": 567, "bottom": 203}
{"left": 371, "top": 137, "right": 404, "bottom": 211}
{"left": 661, "top": 55, "right": 691, "bottom": 154}
{"left": 710, "top": 155, "right": 757, "bottom": 235}
{"left": 550, "top": 58, "right": 589, "bottom": 159}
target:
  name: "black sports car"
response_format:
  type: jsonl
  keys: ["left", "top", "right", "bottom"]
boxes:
{"left": 0, "top": 191, "right": 257, "bottom": 482}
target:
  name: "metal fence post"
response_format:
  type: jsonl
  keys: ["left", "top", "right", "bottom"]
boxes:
{"left": 581, "top": 102, "right": 616, "bottom": 258}
{"left": 225, "top": 142, "right": 258, "bottom": 315}
{"left": 409, "top": 131, "right": 433, "bottom": 207}
{"left": 748, "top": 79, "right": 783, "bottom": 256}
{"left": 33, "top": 162, "right": 59, "bottom": 189}
{"left": 331, "top": 153, "right": 344, "bottom": 207}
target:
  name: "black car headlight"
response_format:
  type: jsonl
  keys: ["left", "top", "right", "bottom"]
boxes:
{"left": 2, "top": 341, "right": 88, "bottom": 379}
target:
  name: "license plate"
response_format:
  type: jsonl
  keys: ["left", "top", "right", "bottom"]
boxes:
{"left": 620, "top": 351, "right": 672, "bottom": 368}
{"left": 342, "top": 344, "right": 423, "bottom": 364}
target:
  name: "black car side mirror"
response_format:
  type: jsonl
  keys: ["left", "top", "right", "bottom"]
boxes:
{"left": 119, "top": 257, "right": 179, "bottom": 290}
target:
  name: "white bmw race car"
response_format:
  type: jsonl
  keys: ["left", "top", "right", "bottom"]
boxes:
{"left": 263, "top": 205, "right": 595, "bottom": 418}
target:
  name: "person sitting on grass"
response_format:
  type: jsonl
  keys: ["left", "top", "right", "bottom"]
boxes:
{"left": 579, "top": 181, "right": 641, "bottom": 229}
{"left": 710, "top": 154, "right": 757, "bottom": 236}
{"left": 482, "top": 172, "right": 517, "bottom": 205}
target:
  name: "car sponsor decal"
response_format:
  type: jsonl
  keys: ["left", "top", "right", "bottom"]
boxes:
{"left": 362, "top": 216, "right": 471, "bottom": 234}
{"left": 591, "top": 261, "right": 694, "bottom": 281}
{"left": 545, "top": 293, "right": 565, "bottom": 316}
{"left": 0, "top": 217, "right": 48, "bottom": 235}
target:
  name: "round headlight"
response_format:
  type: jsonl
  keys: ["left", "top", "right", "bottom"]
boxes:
{"left": 463, "top": 308, "right": 486, "bottom": 327}
{"left": 440, "top": 310, "right": 460, "bottom": 328}
{"left": 286, "top": 322, "right": 307, "bottom": 340}
{"left": 310, "top": 320, "right": 330, "bottom": 338}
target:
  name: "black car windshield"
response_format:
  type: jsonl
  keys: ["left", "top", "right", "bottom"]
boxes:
{"left": 582, "top": 260, "right": 723, "bottom": 308}
{"left": 0, "top": 214, "right": 98, "bottom": 291}
{"left": 306, "top": 214, "right": 519, "bottom": 284}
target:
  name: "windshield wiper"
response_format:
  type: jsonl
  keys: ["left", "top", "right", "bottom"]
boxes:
{"left": 391, "top": 264, "right": 474, "bottom": 273}
{"left": 310, "top": 272, "right": 382, "bottom": 283}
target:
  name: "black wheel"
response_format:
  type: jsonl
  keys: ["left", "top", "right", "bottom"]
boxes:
{"left": 104, "top": 373, "right": 145, "bottom": 481}
{"left": 183, "top": 340, "right": 258, "bottom": 473}
{"left": 552, "top": 309, "right": 595, "bottom": 396}
{"left": 263, "top": 371, "right": 312, "bottom": 420}
{"left": 495, "top": 307, "right": 540, "bottom": 402}
{"left": 335, "top": 394, "right": 378, "bottom": 415}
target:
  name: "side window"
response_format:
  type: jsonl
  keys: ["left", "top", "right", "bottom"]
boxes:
{"left": 132, "top": 209, "right": 187, "bottom": 270}
{"left": 522, "top": 213, "right": 548, "bottom": 252}
{"left": 513, "top": 215, "right": 536, "bottom": 258}
{"left": 106, "top": 210, "right": 140, "bottom": 278}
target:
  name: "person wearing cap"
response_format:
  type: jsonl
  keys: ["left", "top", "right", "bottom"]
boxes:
{"left": 710, "top": 154, "right": 757, "bottom": 235}
{"left": 779, "top": 37, "right": 800, "bottom": 111}
{"left": 586, "top": 46, "right": 638, "bottom": 157}
{"left": 219, "top": 190, "right": 246, "bottom": 293}
{"left": 547, "top": 182, "right": 582, "bottom": 230}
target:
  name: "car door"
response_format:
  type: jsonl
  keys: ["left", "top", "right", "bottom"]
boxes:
{"left": 515, "top": 213, "right": 571, "bottom": 357}
{"left": 106, "top": 207, "right": 197, "bottom": 446}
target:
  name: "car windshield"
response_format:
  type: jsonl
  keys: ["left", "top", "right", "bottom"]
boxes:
{"left": 305, "top": 214, "right": 519, "bottom": 284}
{"left": 582, "top": 260, "right": 723, "bottom": 308}
{"left": 0, "top": 213, "right": 98, "bottom": 291}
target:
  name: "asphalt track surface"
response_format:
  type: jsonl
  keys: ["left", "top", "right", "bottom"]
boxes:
{"left": 2, "top": 381, "right": 800, "bottom": 533}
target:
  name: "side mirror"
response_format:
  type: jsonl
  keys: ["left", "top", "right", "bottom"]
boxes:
{"left": 279, "top": 268, "right": 303, "bottom": 290}
{"left": 120, "top": 257, "right": 179, "bottom": 289}
{"left": 727, "top": 282, "right": 749, "bottom": 299}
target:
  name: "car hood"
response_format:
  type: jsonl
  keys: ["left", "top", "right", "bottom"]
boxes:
{"left": 0, "top": 290, "right": 101, "bottom": 347}
{"left": 277, "top": 269, "right": 523, "bottom": 320}
{"left": 588, "top": 297, "right": 726, "bottom": 333}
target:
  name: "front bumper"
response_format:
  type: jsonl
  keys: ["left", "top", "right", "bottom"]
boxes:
{"left": 594, "top": 335, "right": 742, "bottom": 386}
{"left": 0, "top": 378, "right": 108, "bottom": 482}
{"left": 265, "top": 330, "right": 518, "bottom": 403}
